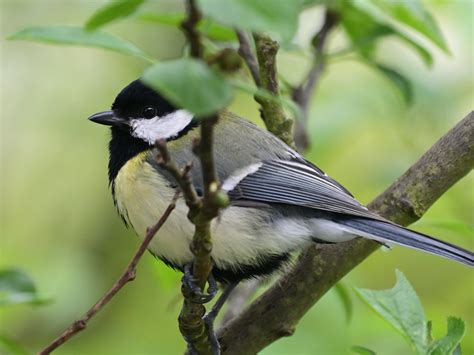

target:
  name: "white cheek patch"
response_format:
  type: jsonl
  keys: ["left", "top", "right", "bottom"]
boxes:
{"left": 130, "top": 109, "right": 194, "bottom": 144}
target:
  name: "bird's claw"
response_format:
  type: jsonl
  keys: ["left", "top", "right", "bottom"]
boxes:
{"left": 203, "top": 313, "right": 221, "bottom": 355}
{"left": 181, "top": 263, "right": 218, "bottom": 304}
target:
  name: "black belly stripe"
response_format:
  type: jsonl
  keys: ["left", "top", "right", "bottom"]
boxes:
{"left": 156, "top": 253, "right": 291, "bottom": 284}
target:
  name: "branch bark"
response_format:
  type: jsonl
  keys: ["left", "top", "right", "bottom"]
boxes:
{"left": 218, "top": 111, "right": 474, "bottom": 354}
{"left": 253, "top": 33, "right": 295, "bottom": 148}
{"left": 39, "top": 193, "right": 179, "bottom": 354}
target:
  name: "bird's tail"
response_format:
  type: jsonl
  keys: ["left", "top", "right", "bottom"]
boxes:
{"left": 337, "top": 217, "right": 474, "bottom": 267}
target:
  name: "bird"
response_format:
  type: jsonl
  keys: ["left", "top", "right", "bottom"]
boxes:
{"left": 89, "top": 79, "right": 473, "bottom": 288}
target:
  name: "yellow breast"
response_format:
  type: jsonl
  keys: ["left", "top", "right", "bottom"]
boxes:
{"left": 113, "top": 152, "right": 195, "bottom": 265}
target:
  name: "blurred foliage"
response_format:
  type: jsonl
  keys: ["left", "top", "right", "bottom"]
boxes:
{"left": 0, "top": 269, "right": 48, "bottom": 354}
{"left": 0, "top": 268, "right": 49, "bottom": 307}
{"left": 85, "top": 0, "right": 146, "bottom": 31}
{"left": 1, "top": 0, "right": 472, "bottom": 354}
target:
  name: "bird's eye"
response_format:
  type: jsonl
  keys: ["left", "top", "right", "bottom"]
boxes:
{"left": 142, "top": 106, "right": 157, "bottom": 119}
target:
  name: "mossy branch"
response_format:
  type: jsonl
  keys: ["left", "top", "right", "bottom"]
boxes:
{"left": 217, "top": 111, "right": 474, "bottom": 354}
{"left": 174, "top": 0, "right": 227, "bottom": 353}
{"left": 252, "top": 33, "right": 295, "bottom": 148}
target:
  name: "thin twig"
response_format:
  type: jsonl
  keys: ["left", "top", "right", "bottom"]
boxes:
{"left": 39, "top": 192, "right": 180, "bottom": 355}
{"left": 236, "top": 30, "right": 261, "bottom": 86}
{"left": 218, "top": 112, "right": 474, "bottom": 354}
{"left": 181, "top": 0, "right": 202, "bottom": 58}
{"left": 156, "top": 139, "right": 201, "bottom": 216}
{"left": 292, "top": 10, "right": 339, "bottom": 151}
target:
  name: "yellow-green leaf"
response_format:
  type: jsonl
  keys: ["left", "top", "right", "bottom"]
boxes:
{"left": 374, "top": 64, "right": 413, "bottom": 105}
{"left": 8, "top": 26, "right": 155, "bottom": 63}
{"left": 341, "top": 3, "right": 433, "bottom": 67}
{"left": 85, "top": 0, "right": 145, "bottom": 30}
{"left": 364, "top": 0, "right": 449, "bottom": 53}
{"left": 198, "top": 0, "right": 301, "bottom": 42}
{"left": 134, "top": 12, "right": 237, "bottom": 41}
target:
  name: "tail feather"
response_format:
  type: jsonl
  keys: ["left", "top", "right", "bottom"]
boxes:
{"left": 337, "top": 218, "right": 474, "bottom": 267}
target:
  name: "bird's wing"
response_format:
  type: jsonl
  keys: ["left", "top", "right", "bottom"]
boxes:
{"left": 225, "top": 159, "right": 382, "bottom": 220}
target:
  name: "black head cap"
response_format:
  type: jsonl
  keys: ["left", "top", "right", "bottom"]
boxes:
{"left": 112, "top": 79, "right": 177, "bottom": 119}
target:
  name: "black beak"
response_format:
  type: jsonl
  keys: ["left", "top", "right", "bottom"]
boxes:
{"left": 88, "top": 110, "right": 128, "bottom": 127}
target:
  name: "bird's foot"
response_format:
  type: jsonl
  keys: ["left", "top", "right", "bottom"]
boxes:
{"left": 184, "top": 333, "right": 220, "bottom": 355}
{"left": 203, "top": 312, "right": 221, "bottom": 355}
{"left": 181, "top": 263, "right": 218, "bottom": 304}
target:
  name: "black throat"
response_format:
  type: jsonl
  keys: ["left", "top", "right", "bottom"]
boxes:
{"left": 108, "top": 127, "right": 151, "bottom": 183}
{"left": 108, "top": 119, "right": 199, "bottom": 183}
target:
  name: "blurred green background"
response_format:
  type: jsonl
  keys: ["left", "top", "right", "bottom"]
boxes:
{"left": 1, "top": 1, "right": 472, "bottom": 354}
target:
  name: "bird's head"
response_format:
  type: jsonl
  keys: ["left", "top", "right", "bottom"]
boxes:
{"left": 89, "top": 79, "right": 195, "bottom": 144}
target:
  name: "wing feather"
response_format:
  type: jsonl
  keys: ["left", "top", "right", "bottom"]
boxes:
{"left": 227, "top": 159, "right": 381, "bottom": 219}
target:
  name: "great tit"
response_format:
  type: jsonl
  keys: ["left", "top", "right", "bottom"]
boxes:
{"left": 89, "top": 79, "right": 473, "bottom": 285}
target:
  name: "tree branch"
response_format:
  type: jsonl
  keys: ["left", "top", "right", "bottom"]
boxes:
{"left": 292, "top": 10, "right": 339, "bottom": 152}
{"left": 218, "top": 111, "right": 474, "bottom": 354}
{"left": 176, "top": 1, "right": 227, "bottom": 353}
{"left": 253, "top": 33, "right": 295, "bottom": 148}
{"left": 39, "top": 192, "right": 180, "bottom": 355}
{"left": 236, "top": 30, "right": 260, "bottom": 87}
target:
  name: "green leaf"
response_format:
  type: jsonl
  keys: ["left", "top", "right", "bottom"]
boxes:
{"left": 0, "top": 269, "right": 49, "bottom": 306}
{"left": 0, "top": 335, "right": 29, "bottom": 355}
{"left": 142, "top": 58, "right": 233, "bottom": 117}
{"left": 373, "top": 63, "right": 413, "bottom": 105}
{"left": 133, "top": 12, "right": 237, "bottom": 41}
{"left": 429, "top": 317, "right": 465, "bottom": 355}
{"left": 198, "top": 0, "right": 301, "bottom": 42}
{"left": 85, "top": 0, "right": 145, "bottom": 30}
{"left": 365, "top": 0, "right": 449, "bottom": 53}
{"left": 355, "top": 270, "right": 429, "bottom": 354}
{"left": 351, "top": 345, "right": 377, "bottom": 355}
{"left": 8, "top": 26, "right": 155, "bottom": 63}
{"left": 334, "top": 282, "right": 353, "bottom": 322}
{"left": 341, "top": 3, "right": 432, "bottom": 67}
{"left": 199, "top": 18, "right": 237, "bottom": 42}
{"left": 342, "top": 3, "right": 390, "bottom": 58}
{"left": 396, "top": 32, "right": 433, "bottom": 68}
{"left": 133, "top": 12, "right": 184, "bottom": 26}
